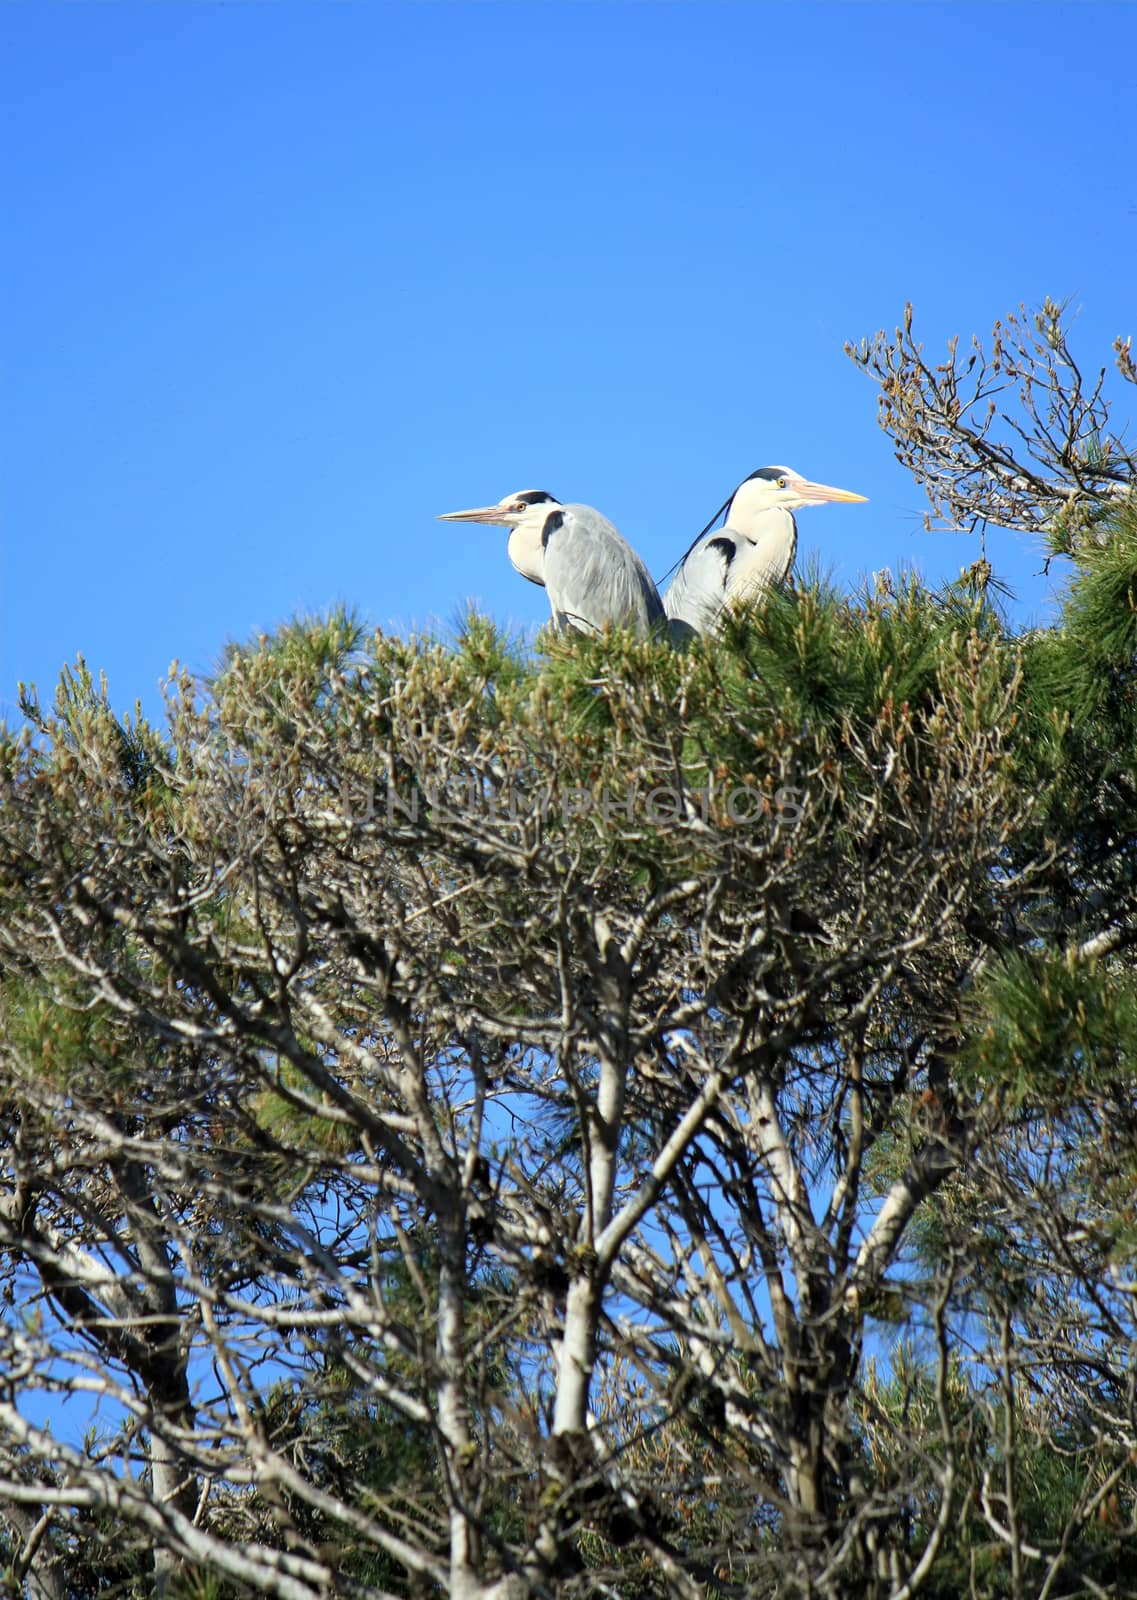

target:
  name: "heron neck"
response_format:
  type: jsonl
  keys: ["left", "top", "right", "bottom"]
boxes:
{"left": 507, "top": 520, "right": 546, "bottom": 587}
{"left": 727, "top": 503, "right": 795, "bottom": 545}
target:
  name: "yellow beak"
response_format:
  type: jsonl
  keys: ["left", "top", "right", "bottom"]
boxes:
{"left": 792, "top": 478, "right": 869, "bottom": 506}
{"left": 437, "top": 504, "right": 512, "bottom": 525}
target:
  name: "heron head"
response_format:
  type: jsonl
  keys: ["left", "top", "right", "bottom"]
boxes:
{"left": 438, "top": 490, "right": 560, "bottom": 527}
{"left": 728, "top": 467, "right": 868, "bottom": 524}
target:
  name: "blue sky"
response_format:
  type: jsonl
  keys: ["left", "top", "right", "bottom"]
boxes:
{"left": 3, "top": 0, "right": 1135, "bottom": 723}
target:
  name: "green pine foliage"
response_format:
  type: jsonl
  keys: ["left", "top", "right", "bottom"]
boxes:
{"left": 3, "top": 497, "right": 1137, "bottom": 1596}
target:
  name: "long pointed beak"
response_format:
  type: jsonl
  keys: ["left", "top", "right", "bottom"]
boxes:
{"left": 792, "top": 478, "right": 869, "bottom": 506}
{"left": 437, "top": 504, "right": 511, "bottom": 525}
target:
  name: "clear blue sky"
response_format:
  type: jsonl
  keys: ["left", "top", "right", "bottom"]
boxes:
{"left": 3, "top": 0, "right": 1135, "bottom": 722}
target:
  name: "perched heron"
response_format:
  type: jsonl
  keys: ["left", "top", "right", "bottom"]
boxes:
{"left": 438, "top": 490, "right": 664, "bottom": 635}
{"left": 663, "top": 466, "right": 868, "bottom": 638}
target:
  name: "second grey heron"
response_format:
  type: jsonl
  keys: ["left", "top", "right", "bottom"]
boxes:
{"left": 663, "top": 466, "right": 867, "bottom": 637}
{"left": 439, "top": 490, "right": 665, "bottom": 636}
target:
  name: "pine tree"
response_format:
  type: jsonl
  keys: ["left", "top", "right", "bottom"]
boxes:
{"left": 1, "top": 303, "right": 1136, "bottom": 1599}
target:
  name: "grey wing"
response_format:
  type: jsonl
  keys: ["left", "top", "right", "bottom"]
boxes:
{"left": 543, "top": 506, "right": 664, "bottom": 634}
{"left": 662, "top": 535, "right": 736, "bottom": 636}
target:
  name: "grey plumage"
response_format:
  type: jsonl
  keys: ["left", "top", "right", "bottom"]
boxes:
{"left": 663, "top": 466, "right": 866, "bottom": 637}
{"left": 540, "top": 502, "right": 663, "bottom": 634}
{"left": 438, "top": 490, "right": 663, "bottom": 635}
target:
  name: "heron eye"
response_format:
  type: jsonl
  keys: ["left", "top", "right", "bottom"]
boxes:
{"left": 777, "top": 477, "right": 787, "bottom": 488}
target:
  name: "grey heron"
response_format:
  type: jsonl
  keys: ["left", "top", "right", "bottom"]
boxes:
{"left": 438, "top": 490, "right": 665, "bottom": 636}
{"left": 663, "top": 466, "right": 868, "bottom": 637}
